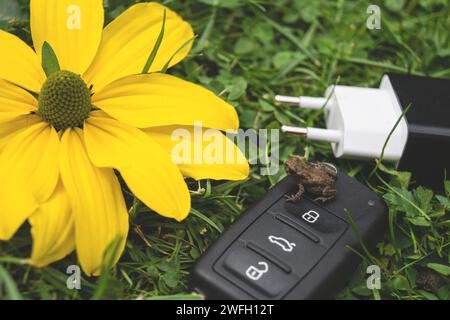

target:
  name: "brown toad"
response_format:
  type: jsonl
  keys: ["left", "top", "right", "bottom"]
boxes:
{"left": 284, "top": 156, "right": 337, "bottom": 203}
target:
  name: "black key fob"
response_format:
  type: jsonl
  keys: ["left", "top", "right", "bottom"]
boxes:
{"left": 189, "top": 173, "right": 387, "bottom": 299}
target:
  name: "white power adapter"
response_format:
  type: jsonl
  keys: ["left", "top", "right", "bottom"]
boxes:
{"left": 276, "top": 73, "right": 450, "bottom": 190}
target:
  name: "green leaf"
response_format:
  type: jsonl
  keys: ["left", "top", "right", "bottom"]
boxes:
{"left": 162, "top": 272, "right": 180, "bottom": 288}
{"left": 418, "top": 290, "right": 439, "bottom": 300}
{"left": 385, "top": 0, "right": 406, "bottom": 12}
{"left": 156, "top": 260, "right": 172, "bottom": 272}
{"left": 253, "top": 22, "right": 274, "bottom": 43}
{"left": 383, "top": 188, "right": 419, "bottom": 216}
{"left": 42, "top": 41, "right": 60, "bottom": 77}
{"left": 437, "top": 285, "right": 450, "bottom": 299}
{"left": 427, "top": 263, "right": 450, "bottom": 276}
{"left": 274, "top": 110, "right": 291, "bottom": 125}
{"left": 273, "top": 51, "right": 294, "bottom": 69}
{"left": 227, "top": 77, "right": 247, "bottom": 100}
{"left": 146, "top": 264, "right": 159, "bottom": 278}
{"left": 351, "top": 284, "right": 372, "bottom": 297}
{"left": 142, "top": 9, "right": 166, "bottom": 74}
{"left": 377, "top": 162, "right": 411, "bottom": 189}
{"left": 234, "top": 37, "right": 258, "bottom": 55}
{"left": 190, "top": 247, "right": 201, "bottom": 259}
{"left": 413, "top": 186, "right": 434, "bottom": 212}
{"left": 383, "top": 243, "right": 397, "bottom": 256}
{"left": 436, "top": 195, "right": 450, "bottom": 209}
{"left": 294, "top": 0, "right": 321, "bottom": 23}
{"left": 388, "top": 275, "right": 411, "bottom": 291}
{"left": 259, "top": 99, "right": 275, "bottom": 112}
{"left": 239, "top": 109, "right": 257, "bottom": 128}
{"left": 406, "top": 216, "right": 431, "bottom": 227}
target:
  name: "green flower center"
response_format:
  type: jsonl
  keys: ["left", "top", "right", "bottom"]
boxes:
{"left": 38, "top": 71, "right": 92, "bottom": 131}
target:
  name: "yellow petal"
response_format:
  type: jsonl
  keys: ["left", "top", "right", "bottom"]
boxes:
{"left": 84, "top": 2, "right": 194, "bottom": 92}
{"left": 0, "top": 80, "right": 37, "bottom": 123}
{"left": 0, "top": 121, "right": 60, "bottom": 205}
{"left": 29, "top": 182, "right": 75, "bottom": 267}
{"left": 92, "top": 74, "right": 239, "bottom": 131}
{"left": 145, "top": 126, "right": 249, "bottom": 181}
{"left": 60, "top": 128, "right": 128, "bottom": 276}
{"left": 0, "top": 124, "right": 56, "bottom": 239}
{"left": 84, "top": 113, "right": 190, "bottom": 221}
{"left": 30, "top": 0, "right": 104, "bottom": 75}
{"left": 0, "top": 115, "right": 42, "bottom": 151}
{"left": 0, "top": 182, "right": 36, "bottom": 240}
{"left": 0, "top": 30, "right": 45, "bottom": 92}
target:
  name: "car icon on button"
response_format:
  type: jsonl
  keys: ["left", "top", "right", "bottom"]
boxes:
{"left": 268, "top": 235, "right": 296, "bottom": 252}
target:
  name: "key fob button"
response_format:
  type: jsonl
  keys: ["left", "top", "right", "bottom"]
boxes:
{"left": 272, "top": 197, "right": 347, "bottom": 237}
{"left": 240, "top": 214, "right": 328, "bottom": 278}
{"left": 220, "top": 245, "right": 297, "bottom": 298}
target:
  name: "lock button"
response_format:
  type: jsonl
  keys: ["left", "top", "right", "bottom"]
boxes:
{"left": 270, "top": 197, "right": 348, "bottom": 246}
{"left": 218, "top": 243, "right": 298, "bottom": 298}
{"left": 301, "top": 210, "right": 320, "bottom": 223}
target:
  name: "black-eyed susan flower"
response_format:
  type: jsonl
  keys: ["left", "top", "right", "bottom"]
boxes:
{"left": 0, "top": 1, "right": 249, "bottom": 276}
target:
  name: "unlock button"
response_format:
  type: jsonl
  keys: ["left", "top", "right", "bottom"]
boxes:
{"left": 245, "top": 261, "right": 269, "bottom": 281}
{"left": 221, "top": 244, "right": 297, "bottom": 298}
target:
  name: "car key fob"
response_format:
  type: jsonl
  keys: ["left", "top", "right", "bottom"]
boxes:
{"left": 189, "top": 173, "right": 387, "bottom": 299}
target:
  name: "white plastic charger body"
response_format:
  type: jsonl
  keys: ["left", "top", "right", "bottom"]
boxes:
{"left": 324, "top": 75, "right": 409, "bottom": 163}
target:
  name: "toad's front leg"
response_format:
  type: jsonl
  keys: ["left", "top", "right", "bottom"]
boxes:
{"left": 286, "top": 183, "right": 305, "bottom": 203}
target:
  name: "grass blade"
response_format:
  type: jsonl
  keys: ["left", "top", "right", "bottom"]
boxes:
{"left": 161, "top": 36, "right": 197, "bottom": 73}
{"left": 142, "top": 9, "right": 166, "bottom": 74}
{"left": 0, "top": 265, "right": 23, "bottom": 300}
{"left": 369, "top": 103, "right": 411, "bottom": 178}
{"left": 91, "top": 235, "right": 124, "bottom": 300}
{"left": 190, "top": 208, "right": 223, "bottom": 233}
{"left": 344, "top": 209, "right": 381, "bottom": 267}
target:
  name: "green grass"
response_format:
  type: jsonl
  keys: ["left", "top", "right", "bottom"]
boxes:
{"left": 0, "top": 0, "right": 449, "bottom": 300}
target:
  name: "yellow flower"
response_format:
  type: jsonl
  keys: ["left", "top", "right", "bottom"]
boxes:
{"left": 0, "top": 1, "right": 248, "bottom": 276}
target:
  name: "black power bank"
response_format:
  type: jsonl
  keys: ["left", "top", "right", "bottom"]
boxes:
{"left": 387, "top": 74, "right": 450, "bottom": 190}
